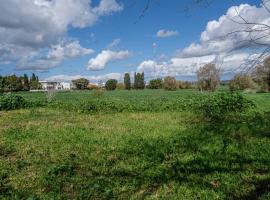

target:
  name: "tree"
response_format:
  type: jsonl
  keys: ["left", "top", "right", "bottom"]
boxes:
{"left": 229, "top": 74, "right": 255, "bottom": 91}
{"left": 30, "top": 73, "right": 41, "bottom": 90}
{"left": 105, "top": 79, "right": 117, "bottom": 90}
{"left": 133, "top": 72, "right": 138, "bottom": 89}
{"left": 252, "top": 56, "right": 270, "bottom": 92}
{"left": 163, "top": 76, "right": 178, "bottom": 91}
{"left": 134, "top": 72, "right": 145, "bottom": 89}
{"left": 197, "top": 63, "right": 220, "bottom": 92}
{"left": 23, "top": 74, "right": 30, "bottom": 91}
{"left": 0, "top": 76, "right": 3, "bottom": 93}
{"left": 178, "top": 81, "right": 193, "bottom": 89}
{"left": 124, "top": 73, "right": 131, "bottom": 90}
{"left": 4, "top": 75, "right": 23, "bottom": 92}
{"left": 148, "top": 78, "right": 163, "bottom": 89}
{"left": 72, "top": 78, "right": 89, "bottom": 90}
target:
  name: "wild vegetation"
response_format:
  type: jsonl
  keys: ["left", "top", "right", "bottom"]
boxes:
{"left": 1, "top": 57, "right": 270, "bottom": 199}
{"left": 0, "top": 88, "right": 270, "bottom": 199}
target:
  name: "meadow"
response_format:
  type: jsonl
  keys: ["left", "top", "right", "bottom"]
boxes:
{"left": 0, "top": 89, "right": 270, "bottom": 199}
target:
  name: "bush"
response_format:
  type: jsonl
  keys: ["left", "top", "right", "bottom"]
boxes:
{"left": 163, "top": 76, "right": 177, "bottom": 91}
{"left": 0, "top": 94, "right": 27, "bottom": 111}
{"left": 195, "top": 92, "right": 254, "bottom": 121}
{"left": 105, "top": 79, "right": 117, "bottom": 91}
{"left": 148, "top": 78, "right": 163, "bottom": 89}
{"left": 116, "top": 83, "right": 125, "bottom": 90}
{"left": 229, "top": 74, "right": 255, "bottom": 91}
{"left": 178, "top": 81, "right": 193, "bottom": 89}
{"left": 72, "top": 78, "right": 89, "bottom": 90}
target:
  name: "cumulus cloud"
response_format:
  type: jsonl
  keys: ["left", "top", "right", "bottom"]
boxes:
{"left": 0, "top": 0, "right": 123, "bottom": 70}
{"left": 17, "top": 40, "right": 94, "bottom": 70}
{"left": 180, "top": 3, "right": 270, "bottom": 57}
{"left": 137, "top": 52, "right": 253, "bottom": 78}
{"left": 156, "top": 29, "right": 178, "bottom": 38}
{"left": 93, "top": 0, "right": 123, "bottom": 15}
{"left": 87, "top": 50, "right": 131, "bottom": 70}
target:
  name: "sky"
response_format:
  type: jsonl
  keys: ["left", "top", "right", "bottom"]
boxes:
{"left": 0, "top": 0, "right": 268, "bottom": 83}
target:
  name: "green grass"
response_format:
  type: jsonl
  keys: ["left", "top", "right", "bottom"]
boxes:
{"left": 1, "top": 89, "right": 270, "bottom": 199}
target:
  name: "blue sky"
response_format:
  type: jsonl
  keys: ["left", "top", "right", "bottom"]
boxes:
{"left": 0, "top": 0, "right": 267, "bottom": 82}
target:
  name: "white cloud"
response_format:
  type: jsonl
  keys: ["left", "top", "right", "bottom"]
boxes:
{"left": 137, "top": 52, "right": 253, "bottom": 78}
{"left": 93, "top": 0, "right": 123, "bottom": 15}
{"left": 0, "top": 0, "right": 123, "bottom": 70}
{"left": 156, "top": 29, "right": 178, "bottom": 38}
{"left": 17, "top": 40, "right": 94, "bottom": 70}
{"left": 87, "top": 50, "right": 131, "bottom": 70}
{"left": 106, "top": 38, "right": 121, "bottom": 49}
{"left": 180, "top": 3, "right": 270, "bottom": 57}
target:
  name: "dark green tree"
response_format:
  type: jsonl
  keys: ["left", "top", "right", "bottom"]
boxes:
{"left": 134, "top": 72, "right": 145, "bottom": 89}
{"left": 105, "top": 79, "right": 117, "bottom": 91}
{"left": 124, "top": 73, "right": 131, "bottom": 90}
{"left": 72, "top": 78, "right": 89, "bottom": 90}
{"left": 30, "top": 73, "right": 41, "bottom": 90}
{"left": 148, "top": 78, "right": 163, "bottom": 89}
{"left": 133, "top": 72, "right": 137, "bottom": 89}
{"left": 23, "top": 74, "right": 30, "bottom": 91}
{"left": 0, "top": 75, "right": 4, "bottom": 93}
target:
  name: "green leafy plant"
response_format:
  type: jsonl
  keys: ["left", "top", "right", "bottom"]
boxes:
{"left": 105, "top": 79, "right": 118, "bottom": 91}
{"left": 196, "top": 92, "right": 254, "bottom": 121}
{"left": 0, "top": 94, "right": 27, "bottom": 111}
{"left": 148, "top": 78, "right": 163, "bottom": 89}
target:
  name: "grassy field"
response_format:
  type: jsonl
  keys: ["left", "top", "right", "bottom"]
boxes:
{"left": 0, "top": 89, "right": 270, "bottom": 199}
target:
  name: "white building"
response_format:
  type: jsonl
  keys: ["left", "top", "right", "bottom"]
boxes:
{"left": 39, "top": 81, "right": 71, "bottom": 91}
{"left": 61, "top": 82, "right": 71, "bottom": 90}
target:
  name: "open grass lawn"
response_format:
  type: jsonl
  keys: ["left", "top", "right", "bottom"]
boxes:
{"left": 1, "top": 89, "right": 270, "bottom": 199}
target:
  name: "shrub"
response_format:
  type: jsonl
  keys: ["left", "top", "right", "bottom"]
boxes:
{"left": 0, "top": 94, "right": 27, "bottom": 111}
{"left": 116, "top": 83, "right": 125, "bottom": 90}
{"left": 229, "top": 74, "right": 255, "bottom": 91}
{"left": 72, "top": 78, "right": 89, "bottom": 90}
{"left": 178, "top": 81, "right": 193, "bottom": 89}
{"left": 195, "top": 92, "right": 254, "bottom": 121}
{"left": 148, "top": 78, "right": 163, "bottom": 89}
{"left": 197, "top": 63, "right": 220, "bottom": 92}
{"left": 163, "top": 76, "right": 177, "bottom": 91}
{"left": 105, "top": 79, "right": 117, "bottom": 91}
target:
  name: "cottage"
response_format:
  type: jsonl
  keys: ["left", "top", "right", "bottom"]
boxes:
{"left": 39, "top": 81, "right": 71, "bottom": 91}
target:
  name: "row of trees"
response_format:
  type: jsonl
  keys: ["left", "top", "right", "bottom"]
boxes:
{"left": 0, "top": 73, "right": 41, "bottom": 92}
{"left": 196, "top": 56, "right": 270, "bottom": 92}
{"left": 71, "top": 56, "right": 270, "bottom": 92}
{"left": 123, "top": 72, "right": 145, "bottom": 90}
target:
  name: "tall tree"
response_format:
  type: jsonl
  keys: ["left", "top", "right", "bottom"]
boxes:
{"left": 133, "top": 72, "right": 137, "bottom": 89}
{"left": 134, "top": 72, "right": 145, "bottom": 89}
{"left": 23, "top": 74, "right": 30, "bottom": 91}
{"left": 252, "top": 56, "right": 270, "bottom": 92}
{"left": 124, "top": 73, "right": 131, "bottom": 90}
{"left": 30, "top": 73, "right": 41, "bottom": 90}
{"left": 197, "top": 63, "right": 220, "bottom": 92}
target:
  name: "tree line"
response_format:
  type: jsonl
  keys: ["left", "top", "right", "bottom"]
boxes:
{"left": 81, "top": 55, "right": 269, "bottom": 92}
{"left": 0, "top": 73, "right": 41, "bottom": 92}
